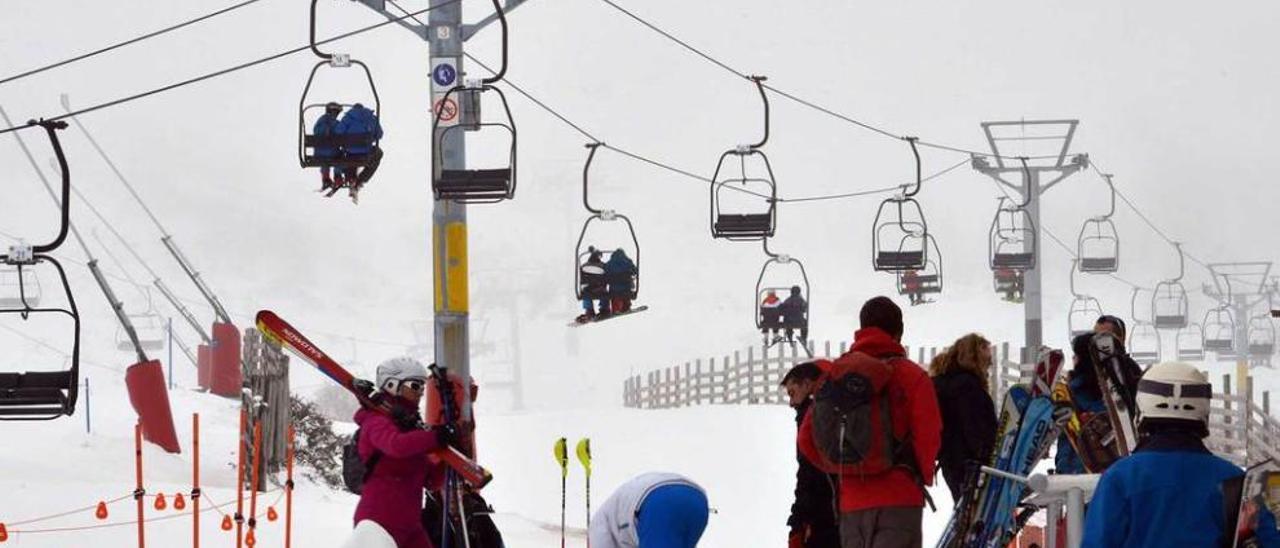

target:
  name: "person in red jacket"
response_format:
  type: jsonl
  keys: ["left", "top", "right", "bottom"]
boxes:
{"left": 353, "top": 357, "right": 452, "bottom": 548}
{"left": 798, "top": 296, "right": 942, "bottom": 548}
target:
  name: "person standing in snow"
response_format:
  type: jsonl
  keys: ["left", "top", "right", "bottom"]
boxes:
{"left": 929, "top": 333, "right": 997, "bottom": 501}
{"left": 353, "top": 357, "right": 454, "bottom": 548}
{"left": 781, "top": 362, "right": 840, "bottom": 548}
{"left": 588, "top": 472, "right": 710, "bottom": 548}
{"left": 1082, "top": 362, "right": 1280, "bottom": 547}
{"left": 797, "top": 296, "right": 942, "bottom": 548}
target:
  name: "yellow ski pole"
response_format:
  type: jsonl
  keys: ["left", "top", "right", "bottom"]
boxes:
{"left": 576, "top": 438, "right": 592, "bottom": 547}
{"left": 554, "top": 437, "right": 569, "bottom": 548}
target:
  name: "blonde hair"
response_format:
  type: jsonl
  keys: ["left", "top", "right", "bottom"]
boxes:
{"left": 928, "top": 333, "right": 993, "bottom": 385}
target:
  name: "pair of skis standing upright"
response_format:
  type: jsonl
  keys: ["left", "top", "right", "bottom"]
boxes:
{"left": 939, "top": 332, "right": 1140, "bottom": 547}
{"left": 256, "top": 310, "right": 503, "bottom": 548}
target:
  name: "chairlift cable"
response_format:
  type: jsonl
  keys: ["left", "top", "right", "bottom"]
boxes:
{"left": 0, "top": 1, "right": 456, "bottom": 136}
{"left": 0, "top": 0, "right": 268, "bottom": 86}
{"left": 1087, "top": 160, "right": 1214, "bottom": 273}
{"left": 591, "top": 0, "right": 1060, "bottom": 162}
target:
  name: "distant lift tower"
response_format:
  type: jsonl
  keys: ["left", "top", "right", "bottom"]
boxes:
{"left": 973, "top": 120, "right": 1090, "bottom": 359}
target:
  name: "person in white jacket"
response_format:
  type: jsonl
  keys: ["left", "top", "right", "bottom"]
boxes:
{"left": 588, "top": 472, "right": 709, "bottom": 548}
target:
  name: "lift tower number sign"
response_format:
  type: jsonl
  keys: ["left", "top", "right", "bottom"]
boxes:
{"left": 431, "top": 57, "right": 459, "bottom": 128}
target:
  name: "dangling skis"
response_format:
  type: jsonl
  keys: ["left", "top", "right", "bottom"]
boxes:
{"left": 254, "top": 310, "right": 493, "bottom": 488}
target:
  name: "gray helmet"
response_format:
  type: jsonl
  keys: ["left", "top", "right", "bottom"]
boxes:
{"left": 376, "top": 356, "right": 429, "bottom": 393}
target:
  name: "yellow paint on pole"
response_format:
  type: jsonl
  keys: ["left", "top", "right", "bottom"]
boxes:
{"left": 445, "top": 222, "right": 469, "bottom": 312}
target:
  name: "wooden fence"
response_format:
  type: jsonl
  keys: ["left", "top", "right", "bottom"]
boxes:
{"left": 623, "top": 340, "right": 1280, "bottom": 465}
{"left": 241, "top": 328, "right": 291, "bottom": 489}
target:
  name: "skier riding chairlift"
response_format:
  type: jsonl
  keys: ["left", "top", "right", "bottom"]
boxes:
{"left": 994, "top": 268, "right": 1024, "bottom": 303}
{"left": 576, "top": 247, "right": 609, "bottom": 323}
{"left": 760, "top": 290, "right": 782, "bottom": 342}
{"left": 779, "top": 285, "right": 809, "bottom": 344}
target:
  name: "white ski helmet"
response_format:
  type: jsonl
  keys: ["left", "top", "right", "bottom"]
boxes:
{"left": 375, "top": 356, "right": 429, "bottom": 393}
{"left": 1136, "top": 361, "right": 1211, "bottom": 427}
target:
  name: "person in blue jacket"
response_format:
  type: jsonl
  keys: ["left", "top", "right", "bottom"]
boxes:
{"left": 335, "top": 103, "right": 384, "bottom": 201}
{"left": 1054, "top": 332, "right": 1109, "bottom": 474}
{"left": 1083, "top": 361, "right": 1280, "bottom": 547}
{"left": 313, "top": 102, "right": 344, "bottom": 191}
{"left": 604, "top": 249, "right": 637, "bottom": 314}
{"left": 588, "top": 472, "right": 709, "bottom": 548}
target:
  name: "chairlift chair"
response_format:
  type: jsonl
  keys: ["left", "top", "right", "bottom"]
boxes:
{"left": 988, "top": 198, "right": 1037, "bottom": 271}
{"left": 1128, "top": 322, "right": 1162, "bottom": 366}
{"left": 1151, "top": 243, "right": 1189, "bottom": 330}
{"left": 1248, "top": 316, "right": 1276, "bottom": 358}
{"left": 115, "top": 313, "right": 166, "bottom": 352}
{"left": 0, "top": 120, "right": 81, "bottom": 420}
{"left": 873, "top": 138, "right": 930, "bottom": 271}
{"left": 1176, "top": 323, "right": 1205, "bottom": 362}
{"left": 0, "top": 265, "right": 42, "bottom": 308}
{"left": 756, "top": 245, "right": 810, "bottom": 343}
{"left": 1202, "top": 307, "right": 1236, "bottom": 354}
{"left": 1077, "top": 173, "right": 1120, "bottom": 273}
{"left": 896, "top": 233, "right": 942, "bottom": 304}
{"left": 1067, "top": 259, "right": 1103, "bottom": 338}
{"left": 711, "top": 77, "right": 777, "bottom": 241}
{"left": 574, "top": 144, "right": 642, "bottom": 322}
{"left": 298, "top": 0, "right": 382, "bottom": 175}
{"left": 432, "top": 81, "right": 517, "bottom": 203}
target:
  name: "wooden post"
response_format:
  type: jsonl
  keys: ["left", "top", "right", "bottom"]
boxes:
{"left": 1224, "top": 374, "right": 1233, "bottom": 444}
{"left": 135, "top": 422, "right": 146, "bottom": 548}
{"left": 747, "top": 347, "right": 756, "bottom": 404}
{"left": 193, "top": 413, "right": 201, "bottom": 548}
{"left": 695, "top": 359, "right": 703, "bottom": 406}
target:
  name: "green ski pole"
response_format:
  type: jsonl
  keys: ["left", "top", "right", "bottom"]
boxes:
{"left": 554, "top": 437, "right": 569, "bottom": 548}
{"left": 576, "top": 438, "right": 592, "bottom": 547}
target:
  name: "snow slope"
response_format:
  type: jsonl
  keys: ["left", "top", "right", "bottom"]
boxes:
{"left": 0, "top": 371, "right": 961, "bottom": 547}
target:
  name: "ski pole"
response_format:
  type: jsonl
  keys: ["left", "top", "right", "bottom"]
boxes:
{"left": 576, "top": 438, "right": 592, "bottom": 548}
{"left": 554, "top": 437, "right": 568, "bottom": 548}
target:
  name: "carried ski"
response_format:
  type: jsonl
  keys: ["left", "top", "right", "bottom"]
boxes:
{"left": 1089, "top": 332, "right": 1138, "bottom": 457}
{"left": 255, "top": 310, "right": 493, "bottom": 488}
{"left": 1228, "top": 459, "right": 1280, "bottom": 548}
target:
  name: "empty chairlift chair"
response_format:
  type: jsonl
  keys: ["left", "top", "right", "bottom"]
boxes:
{"left": 1176, "top": 323, "right": 1205, "bottom": 362}
{"left": 116, "top": 312, "right": 166, "bottom": 352}
{"left": 0, "top": 265, "right": 42, "bottom": 308}
{"left": 711, "top": 76, "right": 776, "bottom": 241}
{"left": 1128, "top": 322, "right": 1162, "bottom": 366}
{"left": 432, "top": 81, "right": 517, "bottom": 203}
{"left": 1248, "top": 316, "right": 1276, "bottom": 358}
{"left": 0, "top": 120, "right": 81, "bottom": 420}
{"left": 1202, "top": 307, "right": 1236, "bottom": 354}
{"left": 1067, "top": 259, "right": 1103, "bottom": 338}
{"left": 873, "top": 138, "right": 930, "bottom": 272}
{"left": 989, "top": 197, "right": 1037, "bottom": 271}
{"left": 1151, "top": 242, "right": 1189, "bottom": 330}
{"left": 1077, "top": 173, "right": 1120, "bottom": 273}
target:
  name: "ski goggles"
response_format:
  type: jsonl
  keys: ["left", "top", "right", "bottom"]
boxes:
{"left": 400, "top": 379, "right": 427, "bottom": 392}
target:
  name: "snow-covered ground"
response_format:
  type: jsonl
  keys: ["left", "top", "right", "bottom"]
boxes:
{"left": 0, "top": 372, "right": 963, "bottom": 547}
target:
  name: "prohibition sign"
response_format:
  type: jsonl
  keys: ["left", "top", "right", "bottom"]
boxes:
{"left": 433, "top": 97, "right": 459, "bottom": 122}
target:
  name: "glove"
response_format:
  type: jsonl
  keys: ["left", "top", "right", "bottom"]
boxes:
{"left": 434, "top": 423, "right": 459, "bottom": 449}
{"left": 390, "top": 405, "right": 425, "bottom": 431}
{"left": 352, "top": 378, "right": 376, "bottom": 399}
{"left": 788, "top": 526, "right": 806, "bottom": 548}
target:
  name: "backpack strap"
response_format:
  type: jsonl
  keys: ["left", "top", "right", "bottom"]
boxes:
{"left": 363, "top": 451, "right": 383, "bottom": 482}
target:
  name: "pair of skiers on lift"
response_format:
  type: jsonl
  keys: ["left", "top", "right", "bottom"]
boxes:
{"left": 578, "top": 246, "right": 637, "bottom": 322}
{"left": 314, "top": 101, "right": 383, "bottom": 201}
{"left": 760, "top": 286, "right": 808, "bottom": 342}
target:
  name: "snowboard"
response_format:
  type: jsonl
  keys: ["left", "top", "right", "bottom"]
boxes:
{"left": 1229, "top": 459, "right": 1280, "bottom": 548}
{"left": 569, "top": 305, "right": 649, "bottom": 326}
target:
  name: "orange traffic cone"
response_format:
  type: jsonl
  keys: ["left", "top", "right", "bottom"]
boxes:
{"left": 221, "top": 515, "right": 233, "bottom": 531}
{"left": 154, "top": 493, "right": 167, "bottom": 511}
{"left": 95, "top": 501, "right": 109, "bottom": 520}
{"left": 266, "top": 506, "right": 278, "bottom": 522}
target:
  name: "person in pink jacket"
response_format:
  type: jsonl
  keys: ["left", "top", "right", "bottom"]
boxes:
{"left": 353, "top": 357, "right": 452, "bottom": 548}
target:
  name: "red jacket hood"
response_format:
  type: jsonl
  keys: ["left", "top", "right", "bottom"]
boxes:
{"left": 850, "top": 327, "right": 906, "bottom": 358}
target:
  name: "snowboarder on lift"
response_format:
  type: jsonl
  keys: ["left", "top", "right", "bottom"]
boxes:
{"left": 577, "top": 247, "right": 610, "bottom": 323}
{"left": 780, "top": 285, "right": 808, "bottom": 343}
{"left": 589, "top": 472, "right": 710, "bottom": 548}
{"left": 314, "top": 102, "right": 344, "bottom": 192}
{"left": 335, "top": 102, "right": 384, "bottom": 203}
{"left": 1083, "top": 361, "right": 1280, "bottom": 547}
{"left": 350, "top": 357, "right": 454, "bottom": 548}
{"left": 604, "top": 248, "right": 636, "bottom": 314}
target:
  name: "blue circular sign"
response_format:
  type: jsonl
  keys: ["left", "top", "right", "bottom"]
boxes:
{"left": 432, "top": 63, "right": 457, "bottom": 87}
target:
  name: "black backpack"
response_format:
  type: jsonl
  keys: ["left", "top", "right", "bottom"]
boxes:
{"left": 342, "top": 427, "right": 382, "bottom": 494}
